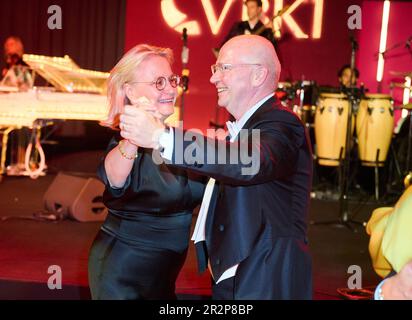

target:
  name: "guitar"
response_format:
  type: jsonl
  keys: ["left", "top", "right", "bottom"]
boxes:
{"left": 212, "top": 5, "right": 291, "bottom": 58}
{"left": 253, "top": 5, "right": 291, "bottom": 36}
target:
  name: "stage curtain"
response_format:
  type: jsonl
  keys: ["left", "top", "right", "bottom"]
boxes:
{"left": 0, "top": 0, "right": 126, "bottom": 72}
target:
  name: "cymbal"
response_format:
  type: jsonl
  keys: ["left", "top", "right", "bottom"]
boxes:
{"left": 390, "top": 82, "right": 411, "bottom": 89}
{"left": 393, "top": 104, "right": 411, "bottom": 110}
{"left": 390, "top": 71, "right": 412, "bottom": 77}
{"left": 278, "top": 81, "right": 292, "bottom": 88}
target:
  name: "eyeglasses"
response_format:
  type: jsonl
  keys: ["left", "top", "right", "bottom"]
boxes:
{"left": 127, "top": 74, "right": 181, "bottom": 91}
{"left": 210, "top": 63, "right": 261, "bottom": 75}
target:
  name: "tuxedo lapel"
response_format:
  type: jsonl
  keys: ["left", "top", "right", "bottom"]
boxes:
{"left": 241, "top": 96, "right": 278, "bottom": 131}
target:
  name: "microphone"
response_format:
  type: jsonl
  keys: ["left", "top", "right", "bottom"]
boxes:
{"left": 181, "top": 28, "right": 189, "bottom": 64}
{"left": 350, "top": 33, "right": 358, "bottom": 51}
{"left": 181, "top": 28, "right": 189, "bottom": 92}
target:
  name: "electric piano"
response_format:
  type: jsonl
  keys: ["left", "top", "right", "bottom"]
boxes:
{"left": 0, "top": 54, "right": 109, "bottom": 177}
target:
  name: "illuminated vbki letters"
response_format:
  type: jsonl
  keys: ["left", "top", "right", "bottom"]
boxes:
{"left": 160, "top": 0, "right": 324, "bottom": 39}
{"left": 260, "top": 0, "right": 324, "bottom": 39}
{"left": 160, "top": 0, "right": 202, "bottom": 35}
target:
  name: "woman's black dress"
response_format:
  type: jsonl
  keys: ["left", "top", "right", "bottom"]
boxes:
{"left": 88, "top": 136, "right": 204, "bottom": 299}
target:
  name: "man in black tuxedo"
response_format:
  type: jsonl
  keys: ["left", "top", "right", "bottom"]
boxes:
{"left": 220, "top": 0, "right": 276, "bottom": 49}
{"left": 119, "top": 35, "right": 313, "bottom": 300}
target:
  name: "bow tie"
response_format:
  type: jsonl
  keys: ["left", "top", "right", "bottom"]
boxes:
{"left": 226, "top": 121, "right": 239, "bottom": 139}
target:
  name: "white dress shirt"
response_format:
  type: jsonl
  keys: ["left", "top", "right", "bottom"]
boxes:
{"left": 161, "top": 93, "right": 274, "bottom": 284}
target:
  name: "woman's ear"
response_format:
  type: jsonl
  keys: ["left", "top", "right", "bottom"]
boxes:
{"left": 124, "top": 83, "right": 138, "bottom": 105}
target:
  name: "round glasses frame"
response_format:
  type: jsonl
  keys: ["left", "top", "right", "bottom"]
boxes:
{"left": 127, "top": 74, "right": 181, "bottom": 91}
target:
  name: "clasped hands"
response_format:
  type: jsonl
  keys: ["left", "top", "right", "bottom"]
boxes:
{"left": 119, "top": 103, "right": 166, "bottom": 149}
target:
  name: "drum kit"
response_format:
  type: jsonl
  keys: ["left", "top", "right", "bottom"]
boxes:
{"left": 276, "top": 75, "right": 412, "bottom": 203}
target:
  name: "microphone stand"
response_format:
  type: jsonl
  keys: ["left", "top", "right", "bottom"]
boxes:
{"left": 311, "top": 35, "right": 364, "bottom": 232}
{"left": 337, "top": 36, "right": 364, "bottom": 230}
{"left": 180, "top": 28, "right": 189, "bottom": 122}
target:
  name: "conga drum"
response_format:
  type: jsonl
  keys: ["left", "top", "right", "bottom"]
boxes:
{"left": 314, "top": 93, "right": 354, "bottom": 166}
{"left": 356, "top": 94, "right": 393, "bottom": 167}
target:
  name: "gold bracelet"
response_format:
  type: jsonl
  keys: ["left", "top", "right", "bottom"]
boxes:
{"left": 118, "top": 140, "right": 138, "bottom": 160}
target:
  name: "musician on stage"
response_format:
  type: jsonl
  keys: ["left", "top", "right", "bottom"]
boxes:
{"left": 337, "top": 64, "right": 360, "bottom": 89}
{"left": 219, "top": 0, "right": 276, "bottom": 49}
{"left": 212, "top": 0, "right": 278, "bottom": 125}
{"left": 1, "top": 36, "right": 33, "bottom": 175}
{"left": 1, "top": 36, "right": 32, "bottom": 89}
{"left": 2, "top": 36, "right": 24, "bottom": 77}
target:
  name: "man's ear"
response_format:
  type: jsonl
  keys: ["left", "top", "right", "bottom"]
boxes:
{"left": 251, "top": 66, "right": 268, "bottom": 87}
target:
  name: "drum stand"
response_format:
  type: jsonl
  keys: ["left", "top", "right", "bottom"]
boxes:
{"left": 311, "top": 94, "right": 363, "bottom": 231}
{"left": 311, "top": 36, "right": 364, "bottom": 232}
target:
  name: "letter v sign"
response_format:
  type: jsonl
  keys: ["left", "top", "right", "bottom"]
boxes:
{"left": 201, "top": 0, "right": 235, "bottom": 35}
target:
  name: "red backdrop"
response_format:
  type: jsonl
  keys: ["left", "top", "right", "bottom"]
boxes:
{"left": 125, "top": 0, "right": 367, "bottom": 130}
{"left": 357, "top": 1, "right": 412, "bottom": 127}
{"left": 358, "top": 1, "right": 412, "bottom": 96}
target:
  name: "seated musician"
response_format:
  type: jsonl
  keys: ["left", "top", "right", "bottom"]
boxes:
{"left": 1, "top": 36, "right": 32, "bottom": 90}
{"left": 318, "top": 64, "right": 361, "bottom": 95}
{"left": 338, "top": 64, "right": 360, "bottom": 89}
{"left": 1, "top": 36, "right": 32, "bottom": 176}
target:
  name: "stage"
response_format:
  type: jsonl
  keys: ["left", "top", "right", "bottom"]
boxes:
{"left": 0, "top": 149, "right": 384, "bottom": 300}
{"left": 1, "top": 0, "right": 411, "bottom": 303}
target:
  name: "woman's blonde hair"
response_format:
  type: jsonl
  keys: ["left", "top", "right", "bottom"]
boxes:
{"left": 101, "top": 44, "right": 174, "bottom": 129}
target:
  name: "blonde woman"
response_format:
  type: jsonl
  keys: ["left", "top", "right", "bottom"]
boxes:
{"left": 88, "top": 44, "right": 204, "bottom": 300}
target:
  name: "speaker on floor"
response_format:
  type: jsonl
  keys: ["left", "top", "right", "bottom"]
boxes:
{"left": 43, "top": 172, "right": 108, "bottom": 222}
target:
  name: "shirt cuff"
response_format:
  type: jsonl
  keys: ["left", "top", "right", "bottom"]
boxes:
{"left": 159, "top": 127, "right": 174, "bottom": 161}
{"left": 374, "top": 279, "right": 387, "bottom": 300}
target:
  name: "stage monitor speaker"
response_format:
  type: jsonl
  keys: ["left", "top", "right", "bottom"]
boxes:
{"left": 44, "top": 172, "right": 108, "bottom": 222}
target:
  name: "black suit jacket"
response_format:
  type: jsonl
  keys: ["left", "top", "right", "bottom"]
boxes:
{"left": 169, "top": 97, "right": 313, "bottom": 298}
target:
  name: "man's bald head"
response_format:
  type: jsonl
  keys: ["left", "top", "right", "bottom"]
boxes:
{"left": 210, "top": 35, "right": 281, "bottom": 120}
{"left": 221, "top": 35, "right": 281, "bottom": 90}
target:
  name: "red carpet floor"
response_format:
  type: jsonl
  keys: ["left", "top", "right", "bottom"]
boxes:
{"left": 0, "top": 151, "right": 386, "bottom": 300}
{"left": 0, "top": 174, "right": 212, "bottom": 299}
